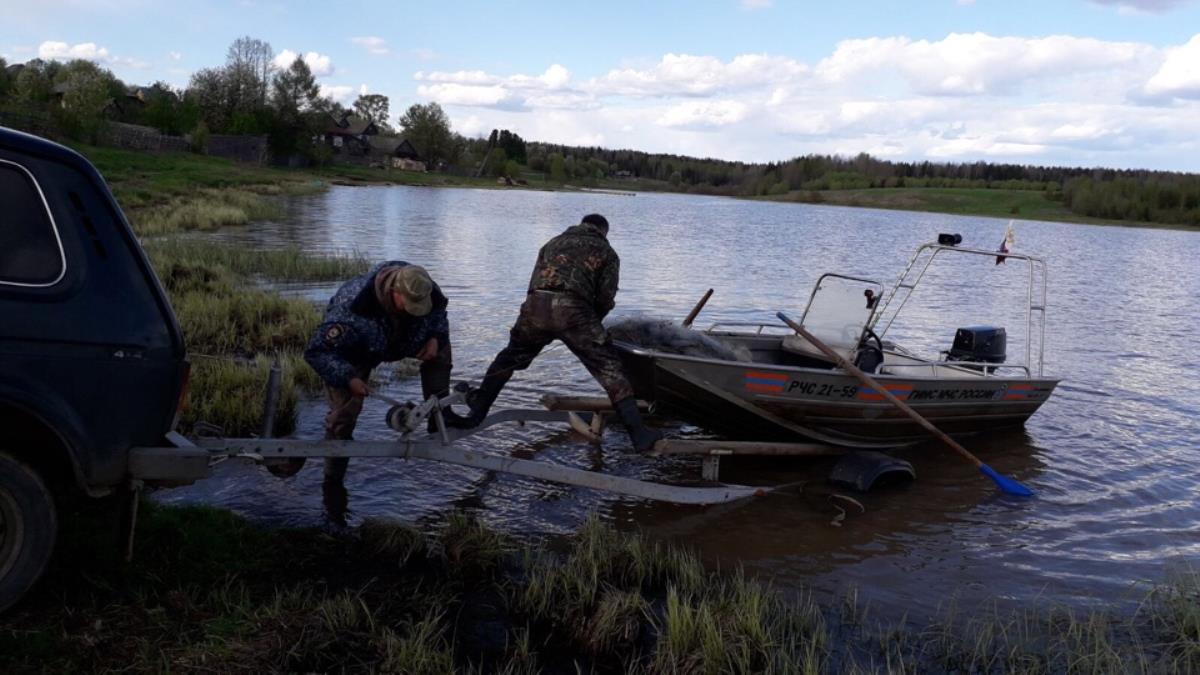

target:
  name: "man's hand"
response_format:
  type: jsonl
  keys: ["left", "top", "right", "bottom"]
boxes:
{"left": 348, "top": 377, "right": 371, "bottom": 398}
{"left": 416, "top": 337, "right": 439, "bottom": 362}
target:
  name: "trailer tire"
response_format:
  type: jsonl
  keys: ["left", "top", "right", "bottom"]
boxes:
{"left": 0, "top": 452, "right": 57, "bottom": 613}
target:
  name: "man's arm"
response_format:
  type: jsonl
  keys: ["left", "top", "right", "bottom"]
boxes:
{"left": 596, "top": 253, "right": 620, "bottom": 319}
{"left": 425, "top": 284, "right": 450, "bottom": 350}
{"left": 304, "top": 322, "right": 363, "bottom": 389}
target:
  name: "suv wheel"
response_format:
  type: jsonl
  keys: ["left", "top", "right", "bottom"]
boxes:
{"left": 0, "top": 452, "right": 57, "bottom": 613}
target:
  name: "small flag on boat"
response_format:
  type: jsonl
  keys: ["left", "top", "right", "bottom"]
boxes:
{"left": 996, "top": 221, "right": 1015, "bottom": 265}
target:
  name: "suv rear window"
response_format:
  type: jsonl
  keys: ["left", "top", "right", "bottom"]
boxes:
{"left": 0, "top": 161, "right": 65, "bottom": 286}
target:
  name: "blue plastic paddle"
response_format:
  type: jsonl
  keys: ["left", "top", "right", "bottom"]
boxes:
{"left": 776, "top": 312, "right": 1033, "bottom": 497}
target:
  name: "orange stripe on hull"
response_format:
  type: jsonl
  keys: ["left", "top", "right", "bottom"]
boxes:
{"left": 745, "top": 382, "right": 786, "bottom": 393}
{"left": 745, "top": 371, "right": 789, "bottom": 381}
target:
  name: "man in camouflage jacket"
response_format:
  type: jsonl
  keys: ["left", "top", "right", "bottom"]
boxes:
{"left": 275, "top": 262, "right": 453, "bottom": 482}
{"left": 449, "top": 214, "right": 662, "bottom": 453}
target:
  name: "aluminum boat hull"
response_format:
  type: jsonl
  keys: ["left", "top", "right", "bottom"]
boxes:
{"left": 615, "top": 339, "right": 1059, "bottom": 449}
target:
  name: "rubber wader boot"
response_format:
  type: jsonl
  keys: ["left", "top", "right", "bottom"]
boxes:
{"left": 445, "top": 372, "right": 510, "bottom": 429}
{"left": 433, "top": 409, "right": 469, "bottom": 433}
{"left": 324, "top": 457, "right": 349, "bottom": 484}
{"left": 613, "top": 397, "right": 663, "bottom": 453}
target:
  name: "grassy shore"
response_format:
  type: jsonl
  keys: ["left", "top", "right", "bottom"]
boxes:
{"left": 140, "top": 237, "right": 368, "bottom": 436}
{"left": 1, "top": 502, "right": 1196, "bottom": 673}
{"left": 757, "top": 187, "right": 1131, "bottom": 226}
{"left": 78, "top": 142, "right": 1186, "bottom": 231}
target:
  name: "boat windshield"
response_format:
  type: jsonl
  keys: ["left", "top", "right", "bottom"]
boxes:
{"left": 798, "top": 274, "right": 883, "bottom": 352}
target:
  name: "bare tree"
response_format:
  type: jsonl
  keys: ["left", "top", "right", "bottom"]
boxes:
{"left": 226, "top": 36, "right": 273, "bottom": 109}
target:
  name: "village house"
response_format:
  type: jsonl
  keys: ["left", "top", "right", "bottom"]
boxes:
{"left": 368, "top": 136, "right": 426, "bottom": 171}
{"left": 323, "top": 113, "right": 378, "bottom": 156}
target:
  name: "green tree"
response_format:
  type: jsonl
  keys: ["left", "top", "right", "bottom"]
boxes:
{"left": 398, "top": 102, "right": 452, "bottom": 167}
{"left": 504, "top": 159, "right": 521, "bottom": 180}
{"left": 486, "top": 147, "right": 507, "bottom": 177}
{"left": 12, "top": 59, "right": 57, "bottom": 105}
{"left": 141, "top": 81, "right": 196, "bottom": 135}
{"left": 0, "top": 57, "right": 11, "bottom": 100}
{"left": 52, "top": 60, "right": 119, "bottom": 143}
{"left": 498, "top": 129, "right": 526, "bottom": 163}
{"left": 353, "top": 93, "right": 390, "bottom": 129}
{"left": 271, "top": 56, "right": 320, "bottom": 116}
{"left": 269, "top": 57, "right": 323, "bottom": 158}
{"left": 187, "top": 67, "right": 232, "bottom": 131}
{"left": 548, "top": 152, "right": 565, "bottom": 181}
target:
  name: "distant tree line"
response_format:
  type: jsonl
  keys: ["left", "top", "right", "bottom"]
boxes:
{"left": 525, "top": 143, "right": 1200, "bottom": 226}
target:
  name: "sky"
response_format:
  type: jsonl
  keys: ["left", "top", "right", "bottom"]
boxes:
{"left": 5, "top": 0, "right": 1200, "bottom": 171}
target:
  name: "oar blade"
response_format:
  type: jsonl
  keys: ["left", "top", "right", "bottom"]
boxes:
{"left": 979, "top": 463, "right": 1034, "bottom": 497}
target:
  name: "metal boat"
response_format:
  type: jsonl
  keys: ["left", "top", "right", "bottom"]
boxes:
{"left": 613, "top": 238, "right": 1059, "bottom": 449}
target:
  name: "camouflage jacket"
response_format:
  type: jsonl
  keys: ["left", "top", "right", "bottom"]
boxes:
{"left": 527, "top": 221, "right": 620, "bottom": 318}
{"left": 304, "top": 261, "right": 449, "bottom": 388}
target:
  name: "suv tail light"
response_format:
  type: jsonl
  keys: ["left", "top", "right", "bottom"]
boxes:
{"left": 171, "top": 360, "right": 191, "bottom": 430}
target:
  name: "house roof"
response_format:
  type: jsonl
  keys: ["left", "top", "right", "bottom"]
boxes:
{"left": 369, "top": 136, "right": 402, "bottom": 154}
{"left": 368, "top": 136, "right": 423, "bottom": 159}
{"left": 326, "top": 114, "right": 378, "bottom": 137}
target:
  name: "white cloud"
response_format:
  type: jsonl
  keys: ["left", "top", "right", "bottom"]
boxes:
{"left": 1144, "top": 34, "right": 1200, "bottom": 98}
{"left": 168, "top": 51, "right": 181, "bottom": 61}
{"left": 590, "top": 53, "right": 808, "bottom": 96}
{"left": 416, "top": 64, "right": 589, "bottom": 111}
{"left": 416, "top": 69, "right": 499, "bottom": 85}
{"left": 351, "top": 36, "right": 389, "bottom": 56}
{"left": 39, "top": 40, "right": 110, "bottom": 61}
{"left": 418, "top": 82, "right": 518, "bottom": 108}
{"left": 815, "top": 33, "right": 1155, "bottom": 96}
{"left": 927, "top": 138, "right": 1048, "bottom": 158}
{"left": 1089, "top": 0, "right": 1188, "bottom": 13}
{"left": 741, "top": 0, "right": 773, "bottom": 8}
{"left": 657, "top": 100, "right": 750, "bottom": 128}
{"left": 451, "top": 114, "right": 486, "bottom": 137}
{"left": 319, "top": 84, "right": 356, "bottom": 104}
{"left": 408, "top": 33, "right": 1200, "bottom": 170}
{"left": 273, "top": 49, "right": 334, "bottom": 77}
{"left": 37, "top": 40, "right": 149, "bottom": 69}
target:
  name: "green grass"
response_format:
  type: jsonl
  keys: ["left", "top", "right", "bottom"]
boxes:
{"left": 131, "top": 188, "right": 288, "bottom": 236}
{"left": 141, "top": 237, "right": 369, "bottom": 436}
{"left": 3, "top": 505, "right": 1195, "bottom": 673}
{"left": 181, "top": 354, "right": 318, "bottom": 437}
{"left": 143, "top": 237, "right": 368, "bottom": 281}
{"left": 763, "top": 186, "right": 1122, "bottom": 225}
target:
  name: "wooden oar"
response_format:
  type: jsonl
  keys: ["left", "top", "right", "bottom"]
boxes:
{"left": 683, "top": 288, "right": 714, "bottom": 327}
{"left": 776, "top": 312, "right": 1033, "bottom": 497}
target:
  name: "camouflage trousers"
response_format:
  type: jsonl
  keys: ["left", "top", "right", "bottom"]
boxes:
{"left": 484, "top": 291, "right": 634, "bottom": 403}
{"left": 320, "top": 342, "right": 453, "bottom": 483}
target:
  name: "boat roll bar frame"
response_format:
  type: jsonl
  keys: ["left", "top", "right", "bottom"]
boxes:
{"left": 869, "top": 242, "right": 1049, "bottom": 377}
{"left": 703, "top": 241, "right": 1049, "bottom": 379}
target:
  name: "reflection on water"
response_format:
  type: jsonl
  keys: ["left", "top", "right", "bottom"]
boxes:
{"left": 157, "top": 185, "right": 1200, "bottom": 619}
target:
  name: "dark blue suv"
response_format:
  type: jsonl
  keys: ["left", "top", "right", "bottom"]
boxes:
{"left": 0, "top": 127, "right": 188, "bottom": 611}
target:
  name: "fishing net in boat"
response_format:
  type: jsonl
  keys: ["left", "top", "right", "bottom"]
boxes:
{"left": 607, "top": 318, "right": 752, "bottom": 362}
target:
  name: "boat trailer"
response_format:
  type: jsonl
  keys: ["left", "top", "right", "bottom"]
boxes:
{"left": 128, "top": 383, "right": 803, "bottom": 507}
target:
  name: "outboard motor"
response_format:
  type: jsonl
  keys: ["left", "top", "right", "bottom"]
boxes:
{"left": 945, "top": 326, "right": 1006, "bottom": 373}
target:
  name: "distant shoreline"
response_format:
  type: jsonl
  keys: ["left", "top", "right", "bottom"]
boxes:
{"left": 77, "top": 142, "right": 1197, "bottom": 233}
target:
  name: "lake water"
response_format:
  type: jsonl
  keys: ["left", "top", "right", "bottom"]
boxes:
{"left": 157, "top": 185, "right": 1200, "bottom": 620}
